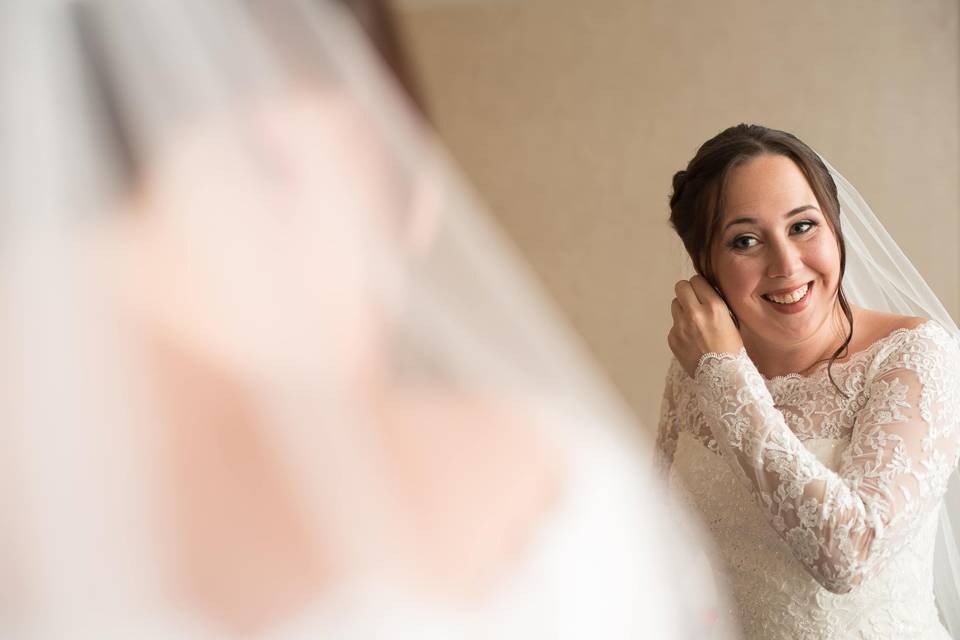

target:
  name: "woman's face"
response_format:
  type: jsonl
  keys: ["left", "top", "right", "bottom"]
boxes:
{"left": 710, "top": 153, "right": 841, "bottom": 348}
{"left": 121, "top": 90, "right": 409, "bottom": 381}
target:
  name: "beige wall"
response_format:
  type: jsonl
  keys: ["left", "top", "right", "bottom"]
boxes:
{"left": 395, "top": 0, "right": 960, "bottom": 435}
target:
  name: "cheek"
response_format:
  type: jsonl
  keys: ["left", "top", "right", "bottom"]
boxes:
{"left": 713, "top": 256, "right": 760, "bottom": 309}
{"left": 808, "top": 235, "right": 842, "bottom": 286}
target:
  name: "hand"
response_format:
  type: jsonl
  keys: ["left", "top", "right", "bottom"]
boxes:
{"left": 668, "top": 275, "right": 744, "bottom": 378}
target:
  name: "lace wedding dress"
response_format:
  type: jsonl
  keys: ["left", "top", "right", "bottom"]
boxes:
{"left": 657, "top": 320, "right": 960, "bottom": 639}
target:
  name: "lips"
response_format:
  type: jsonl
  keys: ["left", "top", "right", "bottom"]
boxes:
{"left": 761, "top": 281, "right": 814, "bottom": 313}
{"left": 765, "top": 282, "right": 807, "bottom": 296}
{"left": 763, "top": 282, "right": 810, "bottom": 304}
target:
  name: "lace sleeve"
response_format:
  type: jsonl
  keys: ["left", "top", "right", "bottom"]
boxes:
{"left": 693, "top": 332, "right": 960, "bottom": 594}
{"left": 655, "top": 359, "right": 684, "bottom": 477}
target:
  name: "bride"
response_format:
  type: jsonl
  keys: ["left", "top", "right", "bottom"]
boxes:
{"left": 657, "top": 123, "right": 960, "bottom": 638}
{"left": 1, "top": 1, "right": 733, "bottom": 637}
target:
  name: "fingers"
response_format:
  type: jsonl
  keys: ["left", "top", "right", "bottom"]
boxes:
{"left": 675, "top": 276, "right": 718, "bottom": 306}
{"left": 688, "top": 275, "right": 715, "bottom": 303}
{"left": 673, "top": 279, "right": 699, "bottom": 310}
{"left": 669, "top": 276, "right": 740, "bottom": 365}
{"left": 682, "top": 275, "right": 728, "bottom": 312}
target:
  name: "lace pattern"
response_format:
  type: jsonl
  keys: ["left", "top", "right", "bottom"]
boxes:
{"left": 657, "top": 321, "right": 960, "bottom": 638}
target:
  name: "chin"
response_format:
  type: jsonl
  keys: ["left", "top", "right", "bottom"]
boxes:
{"left": 765, "top": 313, "right": 835, "bottom": 345}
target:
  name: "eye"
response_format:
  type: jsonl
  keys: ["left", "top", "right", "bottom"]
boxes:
{"left": 790, "top": 220, "right": 817, "bottom": 235}
{"left": 729, "top": 235, "right": 758, "bottom": 250}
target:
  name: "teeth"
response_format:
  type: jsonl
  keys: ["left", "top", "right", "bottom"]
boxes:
{"left": 766, "top": 283, "right": 809, "bottom": 305}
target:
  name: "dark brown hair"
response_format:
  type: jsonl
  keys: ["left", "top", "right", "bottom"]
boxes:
{"left": 335, "top": 0, "right": 427, "bottom": 115}
{"left": 668, "top": 124, "right": 853, "bottom": 387}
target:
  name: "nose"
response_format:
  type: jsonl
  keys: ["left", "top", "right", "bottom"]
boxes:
{"left": 766, "top": 237, "right": 803, "bottom": 279}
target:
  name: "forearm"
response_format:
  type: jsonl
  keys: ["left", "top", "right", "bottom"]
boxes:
{"left": 693, "top": 350, "right": 916, "bottom": 593}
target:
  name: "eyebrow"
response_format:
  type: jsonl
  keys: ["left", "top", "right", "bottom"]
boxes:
{"left": 722, "top": 205, "right": 820, "bottom": 232}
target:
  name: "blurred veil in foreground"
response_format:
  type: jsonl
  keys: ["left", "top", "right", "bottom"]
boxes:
{"left": 0, "top": 0, "right": 731, "bottom": 637}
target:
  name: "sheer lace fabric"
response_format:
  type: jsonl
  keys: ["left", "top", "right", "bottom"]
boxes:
{"left": 657, "top": 321, "right": 960, "bottom": 639}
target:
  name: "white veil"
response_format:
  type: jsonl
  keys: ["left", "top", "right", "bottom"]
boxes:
{"left": 0, "top": 0, "right": 728, "bottom": 637}
{"left": 823, "top": 158, "right": 960, "bottom": 636}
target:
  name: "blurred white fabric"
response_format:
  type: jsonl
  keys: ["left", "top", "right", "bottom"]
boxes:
{"left": 0, "top": 0, "right": 733, "bottom": 637}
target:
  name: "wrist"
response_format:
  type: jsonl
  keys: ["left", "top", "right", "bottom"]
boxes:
{"left": 694, "top": 348, "right": 745, "bottom": 380}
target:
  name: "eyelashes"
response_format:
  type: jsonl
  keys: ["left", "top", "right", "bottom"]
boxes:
{"left": 728, "top": 235, "right": 758, "bottom": 250}
{"left": 727, "top": 220, "right": 819, "bottom": 251}
{"left": 790, "top": 220, "right": 817, "bottom": 235}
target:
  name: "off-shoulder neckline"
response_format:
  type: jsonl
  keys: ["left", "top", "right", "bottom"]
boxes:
{"left": 760, "top": 319, "right": 939, "bottom": 384}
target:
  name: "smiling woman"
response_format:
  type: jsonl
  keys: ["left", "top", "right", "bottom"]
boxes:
{"left": 657, "top": 124, "right": 960, "bottom": 639}
{"left": 710, "top": 154, "right": 846, "bottom": 376}
{"left": 667, "top": 126, "right": 855, "bottom": 382}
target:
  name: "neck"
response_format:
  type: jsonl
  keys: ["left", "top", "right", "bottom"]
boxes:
{"left": 742, "top": 302, "right": 851, "bottom": 378}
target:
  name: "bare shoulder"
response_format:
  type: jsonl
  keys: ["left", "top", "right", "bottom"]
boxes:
{"left": 880, "top": 314, "right": 930, "bottom": 351}
{"left": 850, "top": 306, "right": 928, "bottom": 349}
{"left": 875, "top": 310, "right": 927, "bottom": 333}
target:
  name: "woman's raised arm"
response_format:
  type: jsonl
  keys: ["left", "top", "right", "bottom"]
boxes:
{"left": 693, "top": 325, "right": 960, "bottom": 593}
